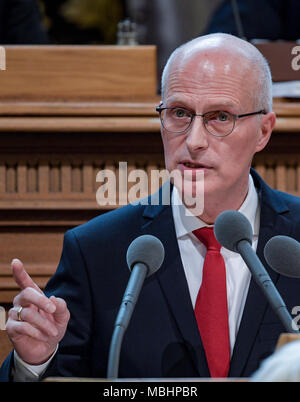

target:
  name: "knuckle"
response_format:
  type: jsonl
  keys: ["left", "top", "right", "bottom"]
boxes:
{"left": 13, "top": 295, "right": 19, "bottom": 306}
{"left": 60, "top": 298, "right": 67, "bottom": 309}
{"left": 22, "top": 287, "right": 32, "bottom": 299}
{"left": 20, "top": 307, "right": 28, "bottom": 321}
{"left": 5, "top": 320, "right": 12, "bottom": 333}
{"left": 8, "top": 307, "right": 15, "bottom": 318}
{"left": 22, "top": 321, "right": 32, "bottom": 335}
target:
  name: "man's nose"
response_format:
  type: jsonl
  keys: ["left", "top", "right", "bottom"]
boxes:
{"left": 185, "top": 116, "right": 209, "bottom": 152}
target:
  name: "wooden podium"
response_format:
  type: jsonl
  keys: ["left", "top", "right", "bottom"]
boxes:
{"left": 43, "top": 376, "right": 248, "bottom": 382}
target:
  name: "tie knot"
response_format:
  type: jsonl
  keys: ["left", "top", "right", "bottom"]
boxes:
{"left": 193, "top": 226, "right": 221, "bottom": 252}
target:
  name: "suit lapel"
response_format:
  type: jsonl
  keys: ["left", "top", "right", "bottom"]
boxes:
{"left": 229, "top": 170, "right": 291, "bottom": 377}
{"left": 141, "top": 185, "right": 210, "bottom": 376}
{"left": 140, "top": 171, "right": 292, "bottom": 378}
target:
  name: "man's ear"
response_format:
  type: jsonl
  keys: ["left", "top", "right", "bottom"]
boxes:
{"left": 255, "top": 112, "right": 276, "bottom": 152}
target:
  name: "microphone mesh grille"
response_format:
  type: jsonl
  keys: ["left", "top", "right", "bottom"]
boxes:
{"left": 214, "top": 210, "right": 253, "bottom": 252}
{"left": 126, "top": 235, "right": 165, "bottom": 276}
{"left": 264, "top": 235, "right": 300, "bottom": 278}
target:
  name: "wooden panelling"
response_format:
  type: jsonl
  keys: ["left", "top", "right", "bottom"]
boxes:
{"left": 253, "top": 154, "right": 300, "bottom": 195}
{"left": 1, "top": 46, "right": 157, "bottom": 101}
{"left": 0, "top": 100, "right": 159, "bottom": 116}
{"left": 0, "top": 154, "right": 165, "bottom": 210}
{"left": 1, "top": 128, "right": 300, "bottom": 304}
{"left": 1, "top": 139, "right": 300, "bottom": 305}
{"left": 0, "top": 330, "right": 11, "bottom": 366}
{"left": 0, "top": 99, "right": 297, "bottom": 133}
{"left": 0, "top": 116, "right": 161, "bottom": 132}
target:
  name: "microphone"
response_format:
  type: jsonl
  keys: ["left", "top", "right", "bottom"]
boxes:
{"left": 107, "top": 234, "right": 165, "bottom": 379}
{"left": 214, "top": 210, "right": 299, "bottom": 334}
{"left": 264, "top": 235, "right": 300, "bottom": 278}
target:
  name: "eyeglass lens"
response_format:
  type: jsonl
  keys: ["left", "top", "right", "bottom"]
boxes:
{"left": 161, "top": 108, "right": 235, "bottom": 137}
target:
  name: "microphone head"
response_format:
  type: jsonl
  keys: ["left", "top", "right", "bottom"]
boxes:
{"left": 214, "top": 210, "right": 253, "bottom": 252}
{"left": 264, "top": 235, "right": 300, "bottom": 278}
{"left": 126, "top": 235, "right": 165, "bottom": 276}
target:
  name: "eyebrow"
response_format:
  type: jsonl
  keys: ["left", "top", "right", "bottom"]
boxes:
{"left": 205, "top": 102, "right": 237, "bottom": 109}
{"left": 165, "top": 98, "right": 238, "bottom": 110}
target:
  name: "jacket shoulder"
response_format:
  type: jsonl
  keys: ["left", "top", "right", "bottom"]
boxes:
{"left": 67, "top": 202, "right": 146, "bottom": 243}
{"left": 273, "top": 189, "right": 300, "bottom": 212}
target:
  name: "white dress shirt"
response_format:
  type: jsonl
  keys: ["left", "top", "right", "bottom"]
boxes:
{"left": 14, "top": 175, "right": 260, "bottom": 380}
{"left": 13, "top": 345, "right": 58, "bottom": 382}
{"left": 171, "top": 174, "right": 260, "bottom": 355}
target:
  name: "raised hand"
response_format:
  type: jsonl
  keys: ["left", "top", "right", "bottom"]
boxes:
{"left": 5, "top": 259, "right": 70, "bottom": 365}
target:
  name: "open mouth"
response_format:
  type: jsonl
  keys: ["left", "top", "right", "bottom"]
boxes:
{"left": 181, "top": 161, "right": 211, "bottom": 169}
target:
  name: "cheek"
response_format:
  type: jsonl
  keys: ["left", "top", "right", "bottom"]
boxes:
{"left": 219, "top": 132, "right": 258, "bottom": 171}
{"left": 161, "top": 134, "right": 184, "bottom": 169}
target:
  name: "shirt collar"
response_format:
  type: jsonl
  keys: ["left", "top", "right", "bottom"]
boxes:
{"left": 171, "top": 174, "right": 260, "bottom": 239}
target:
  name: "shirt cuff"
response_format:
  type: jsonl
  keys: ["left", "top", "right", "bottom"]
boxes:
{"left": 13, "top": 345, "right": 58, "bottom": 382}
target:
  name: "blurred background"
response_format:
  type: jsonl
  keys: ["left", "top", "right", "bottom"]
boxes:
{"left": 1, "top": 0, "right": 299, "bottom": 92}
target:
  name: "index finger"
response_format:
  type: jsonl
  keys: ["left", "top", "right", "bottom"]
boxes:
{"left": 11, "top": 258, "right": 43, "bottom": 294}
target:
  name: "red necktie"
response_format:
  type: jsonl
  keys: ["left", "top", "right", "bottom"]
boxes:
{"left": 193, "top": 226, "right": 230, "bottom": 377}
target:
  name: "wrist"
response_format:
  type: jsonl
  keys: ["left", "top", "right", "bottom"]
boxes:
{"left": 14, "top": 344, "right": 58, "bottom": 370}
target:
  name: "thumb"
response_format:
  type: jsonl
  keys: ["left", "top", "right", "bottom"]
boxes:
{"left": 50, "top": 296, "right": 70, "bottom": 327}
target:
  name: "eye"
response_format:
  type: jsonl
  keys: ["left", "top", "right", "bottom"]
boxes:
{"left": 173, "top": 108, "right": 189, "bottom": 118}
{"left": 217, "top": 111, "right": 230, "bottom": 122}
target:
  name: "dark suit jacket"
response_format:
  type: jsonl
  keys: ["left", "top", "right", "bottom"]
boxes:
{"left": 2, "top": 169, "right": 300, "bottom": 381}
{"left": 206, "top": 0, "right": 300, "bottom": 41}
{"left": 0, "top": 0, "right": 49, "bottom": 44}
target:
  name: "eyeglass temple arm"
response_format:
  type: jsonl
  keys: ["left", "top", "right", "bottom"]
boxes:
{"left": 238, "top": 110, "right": 266, "bottom": 118}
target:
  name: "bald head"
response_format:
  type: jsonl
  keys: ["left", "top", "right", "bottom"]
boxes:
{"left": 161, "top": 33, "right": 272, "bottom": 112}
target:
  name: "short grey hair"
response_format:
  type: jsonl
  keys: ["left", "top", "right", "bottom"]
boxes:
{"left": 161, "top": 33, "right": 273, "bottom": 112}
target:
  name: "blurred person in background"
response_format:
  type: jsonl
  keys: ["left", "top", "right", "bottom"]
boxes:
{"left": 125, "top": 0, "right": 223, "bottom": 93}
{"left": 0, "top": 0, "right": 49, "bottom": 44}
{"left": 206, "top": 0, "right": 300, "bottom": 40}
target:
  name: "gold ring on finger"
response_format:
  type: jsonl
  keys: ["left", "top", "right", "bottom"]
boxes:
{"left": 17, "top": 306, "right": 23, "bottom": 322}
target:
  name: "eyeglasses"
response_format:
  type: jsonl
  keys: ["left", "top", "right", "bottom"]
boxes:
{"left": 156, "top": 106, "right": 266, "bottom": 137}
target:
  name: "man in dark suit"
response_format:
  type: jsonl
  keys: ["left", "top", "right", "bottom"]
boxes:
{"left": 206, "top": 0, "right": 300, "bottom": 40}
{"left": 0, "top": 0, "right": 49, "bottom": 44}
{"left": 1, "top": 32, "right": 300, "bottom": 381}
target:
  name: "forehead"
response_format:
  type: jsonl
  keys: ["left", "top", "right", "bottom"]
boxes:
{"left": 164, "top": 48, "right": 255, "bottom": 108}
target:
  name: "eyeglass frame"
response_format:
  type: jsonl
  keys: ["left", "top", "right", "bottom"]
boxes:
{"left": 156, "top": 105, "right": 267, "bottom": 137}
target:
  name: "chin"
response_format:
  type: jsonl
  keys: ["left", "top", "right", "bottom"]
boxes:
{"left": 173, "top": 178, "right": 204, "bottom": 214}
